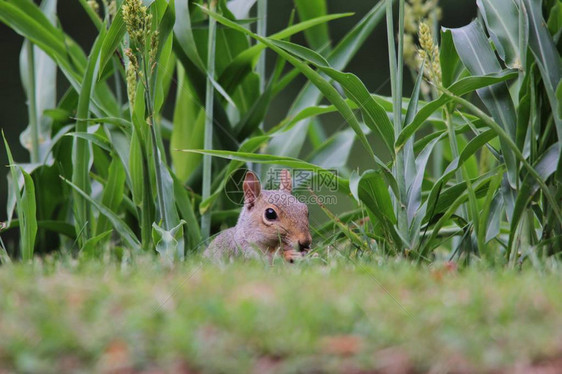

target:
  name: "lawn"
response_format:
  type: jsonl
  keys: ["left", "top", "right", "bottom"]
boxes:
{"left": 0, "top": 0, "right": 561, "bottom": 372}
{"left": 1, "top": 257, "right": 561, "bottom": 373}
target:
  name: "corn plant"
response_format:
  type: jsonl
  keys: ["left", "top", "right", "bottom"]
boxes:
{"left": 1, "top": 0, "right": 560, "bottom": 266}
{"left": 193, "top": 0, "right": 561, "bottom": 266}
{"left": 0, "top": 0, "right": 388, "bottom": 261}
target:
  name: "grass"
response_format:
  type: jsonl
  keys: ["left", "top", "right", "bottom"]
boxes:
{"left": 0, "top": 1, "right": 561, "bottom": 371}
{"left": 1, "top": 256, "right": 562, "bottom": 373}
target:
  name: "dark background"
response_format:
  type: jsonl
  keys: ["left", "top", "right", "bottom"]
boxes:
{"left": 0, "top": 0, "right": 477, "bottom": 224}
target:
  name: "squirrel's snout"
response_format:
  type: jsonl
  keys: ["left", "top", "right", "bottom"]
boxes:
{"left": 298, "top": 238, "right": 311, "bottom": 252}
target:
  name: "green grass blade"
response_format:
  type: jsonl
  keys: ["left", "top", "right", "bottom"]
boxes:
{"left": 422, "top": 129, "right": 498, "bottom": 223}
{"left": 478, "top": 172, "right": 503, "bottom": 257}
{"left": 349, "top": 170, "right": 397, "bottom": 225}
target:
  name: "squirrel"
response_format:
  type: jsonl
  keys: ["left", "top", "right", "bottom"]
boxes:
{"left": 204, "top": 169, "right": 312, "bottom": 263}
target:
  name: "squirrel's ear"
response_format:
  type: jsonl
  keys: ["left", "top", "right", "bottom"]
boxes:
{"left": 243, "top": 171, "right": 261, "bottom": 208}
{"left": 279, "top": 169, "right": 292, "bottom": 193}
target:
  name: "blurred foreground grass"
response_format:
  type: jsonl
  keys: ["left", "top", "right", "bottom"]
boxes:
{"left": 1, "top": 258, "right": 562, "bottom": 373}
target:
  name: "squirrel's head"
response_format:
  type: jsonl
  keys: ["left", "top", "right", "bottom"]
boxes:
{"left": 238, "top": 169, "right": 312, "bottom": 259}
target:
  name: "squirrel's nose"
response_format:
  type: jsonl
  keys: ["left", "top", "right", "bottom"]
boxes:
{"left": 298, "top": 238, "right": 311, "bottom": 252}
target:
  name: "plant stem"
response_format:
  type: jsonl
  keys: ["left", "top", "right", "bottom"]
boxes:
{"left": 143, "top": 56, "right": 168, "bottom": 230}
{"left": 201, "top": 0, "right": 217, "bottom": 239}
{"left": 387, "top": 0, "right": 409, "bottom": 249}
{"left": 25, "top": 42, "right": 39, "bottom": 164}
{"left": 257, "top": 0, "right": 267, "bottom": 95}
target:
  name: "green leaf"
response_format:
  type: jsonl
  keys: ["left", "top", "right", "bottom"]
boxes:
{"left": 423, "top": 129, "right": 498, "bottom": 224}
{"left": 217, "top": 12, "right": 353, "bottom": 95}
{"left": 407, "top": 133, "right": 447, "bottom": 225}
{"left": 3, "top": 131, "right": 37, "bottom": 261}
{"left": 477, "top": 0, "right": 525, "bottom": 69}
{"left": 20, "top": 170, "right": 37, "bottom": 261}
{"left": 508, "top": 143, "right": 560, "bottom": 256}
{"left": 439, "top": 28, "right": 461, "bottom": 88}
{"left": 72, "top": 24, "right": 107, "bottom": 243}
{"left": 174, "top": 0, "right": 206, "bottom": 71}
{"left": 81, "top": 230, "right": 113, "bottom": 258}
{"left": 350, "top": 170, "right": 397, "bottom": 225}
{"left": 396, "top": 71, "right": 517, "bottom": 150}
{"left": 171, "top": 65, "right": 205, "bottom": 182}
{"left": 524, "top": 0, "right": 562, "bottom": 137}
{"left": 404, "top": 64, "right": 424, "bottom": 194}
{"left": 99, "top": 4, "right": 126, "bottom": 78}
{"left": 268, "top": 0, "right": 387, "bottom": 157}
{"left": 269, "top": 39, "right": 330, "bottom": 67}
{"left": 62, "top": 177, "right": 141, "bottom": 251}
{"left": 172, "top": 175, "right": 201, "bottom": 251}
{"left": 419, "top": 173, "right": 497, "bottom": 259}
{"left": 449, "top": 20, "right": 518, "bottom": 187}
{"left": 271, "top": 38, "right": 395, "bottom": 156}
{"left": 66, "top": 132, "right": 112, "bottom": 153}
{"left": 96, "top": 157, "right": 126, "bottom": 237}
{"left": 154, "top": 0, "right": 176, "bottom": 63}
{"left": 479, "top": 173, "right": 503, "bottom": 250}
{"left": 18, "top": 0, "right": 57, "bottom": 164}
{"left": 318, "top": 67, "right": 395, "bottom": 155}
{"left": 294, "top": 0, "right": 331, "bottom": 52}
{"left": 198, "top": 135, "right": 271, "bottom": 214}
{"left": 180, "top": 149, "right": 350, "bottom": 192}
{"left": 443, "top": 88, "right": 562, "bottom": 225}
{"left": 152, "top": 220, "right": 186, "bottom": 263}
{"left": 307, "top": 129, "right": 355, "bottom": 169}
{"left": 200, "top": 5, "right": 378, "bottom": 163}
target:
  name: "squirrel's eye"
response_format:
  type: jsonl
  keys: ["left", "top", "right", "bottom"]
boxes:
{"left": 265, "top": 208, "right": 277, "bottom": 220}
